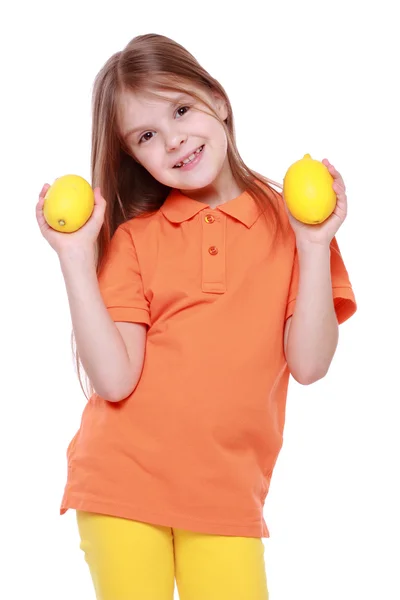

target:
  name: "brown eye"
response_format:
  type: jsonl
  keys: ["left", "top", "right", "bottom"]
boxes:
{"left": 176, "top": 106, "right": 190, "bottom": 117}
{"left": 140, "top": 132, "right": 154, "bottom": 144}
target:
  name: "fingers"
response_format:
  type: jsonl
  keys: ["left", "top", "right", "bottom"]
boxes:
{"left": 37, "top": 184, "right": 51, "bottom": 208}
{"left": 36, "top": 184, "right": 51, "bottom": 231}
{"left": 39, "top": 183, "right": 51, "bottom": 196}
{"left": 39, "top": 183, "right": 51, "bottom": 198}
{"left": 93, "top": 187, "right": 107, "bottom": 212}
{"left": 90, "top": 188, "right": 107, "bottom": 231}
{"left": 36, "top": 185, "right": 47, "bottom": 212}
{"left": 333, "top": 181, "right": 346, "bottom": 197}
{"left": 322, "top": 159, "right": 348, "bottom": 222}
{"left": 322, "top": 158, "right": 346, "bottom": 191}
{"left": 333, "top": 180, "right": 348, "bottom": 220}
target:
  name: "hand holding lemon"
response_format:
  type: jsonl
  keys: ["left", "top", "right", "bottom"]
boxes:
{"left": 283, "top": 154, "right": 347, "bottom": 245}
{"left": 36, "top": 175, "right": 106, "bottom": 255}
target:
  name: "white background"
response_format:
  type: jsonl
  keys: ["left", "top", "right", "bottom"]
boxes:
{"left": 1, "top": 0, "right": 399, "bottom": 598}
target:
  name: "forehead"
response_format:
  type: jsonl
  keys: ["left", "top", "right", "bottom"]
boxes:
{"left": 119, "top": 88, "right": 189, "bottom": 112}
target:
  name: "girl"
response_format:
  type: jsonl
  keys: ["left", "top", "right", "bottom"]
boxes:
{"left": 37, "top": 33, "right": 356, "bottom": 600}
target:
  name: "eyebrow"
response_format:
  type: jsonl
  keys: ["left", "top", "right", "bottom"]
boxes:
{"left": 123, "top": 93, "right": 193, "bottom": 141}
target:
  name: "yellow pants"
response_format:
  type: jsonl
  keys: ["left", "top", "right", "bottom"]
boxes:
{"left": 76, "top": 511, "right": 269, "bottom": 600}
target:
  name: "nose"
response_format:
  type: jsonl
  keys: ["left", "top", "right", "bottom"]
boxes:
{"left": 165, "top": 130, "right": 187, "bottom": 152}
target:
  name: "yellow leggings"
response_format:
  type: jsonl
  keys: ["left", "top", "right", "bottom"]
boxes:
{"left": 76, "top": 511, "right": 269, "bottom": 600}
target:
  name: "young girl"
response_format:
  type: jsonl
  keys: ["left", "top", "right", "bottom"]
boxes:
{"left": 37, "top": 33, "right": 356, "bottom": 600}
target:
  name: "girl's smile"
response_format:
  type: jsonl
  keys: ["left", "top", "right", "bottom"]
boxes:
{"left": 173, "top": 144, "right": 205, "bottom": 170}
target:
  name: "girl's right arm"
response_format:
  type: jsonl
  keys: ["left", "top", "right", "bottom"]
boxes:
{"left": 59, "top": 247, "right": 146, "bottom": 402}
{"left": 36, "top": 183, "right": 146, "bottom": 402}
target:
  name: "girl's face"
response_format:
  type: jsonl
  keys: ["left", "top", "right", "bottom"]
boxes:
{"left": 118, "top": 85, "right": 234, "bottom": 197}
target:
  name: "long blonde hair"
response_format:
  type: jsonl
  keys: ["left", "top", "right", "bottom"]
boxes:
{"left": 72, "top": 33, "right": 284, "bottom": 399}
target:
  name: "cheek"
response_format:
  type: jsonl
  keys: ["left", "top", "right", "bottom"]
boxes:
{"left": 193, "top": 114, "right": 227, "bottom": 147}
{"left": 211, "top": 122, "right": 228, "bottom": 152}
{"left": 137, "top": 145, "right": 163, "bottom": 172}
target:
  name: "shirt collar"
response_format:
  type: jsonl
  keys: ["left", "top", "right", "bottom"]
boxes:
{"left": 160, "top": 188, "right": 263, "bottom": 228}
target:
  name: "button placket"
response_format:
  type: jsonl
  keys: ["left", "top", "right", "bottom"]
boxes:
{"left": 201, "top": 211, "right": 226, "bottom": 293}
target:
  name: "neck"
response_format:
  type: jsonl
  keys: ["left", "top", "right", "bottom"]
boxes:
{"left": 179, "top": 157, "right": 245, "bottom": 208}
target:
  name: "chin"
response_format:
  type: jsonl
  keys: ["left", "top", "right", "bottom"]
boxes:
{"left": 176, "top": 170, "right": 222, "bottom": 191}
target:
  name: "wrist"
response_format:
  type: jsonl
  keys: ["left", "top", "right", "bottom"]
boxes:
{"left": 58, "top": 245, "right": 97, "bottom": 269}
{"left": 296, "top": 242, "right": 331, "bottom": 272}
{"left": 296, "top": 239, "right": 331, "bottom": 256}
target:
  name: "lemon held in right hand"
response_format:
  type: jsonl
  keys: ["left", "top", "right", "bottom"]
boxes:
{"left": 283, "top": 154, "right": 336, "bottom": 224}
{"left": 43, "top": 174, "right": 95, "bottom": 233}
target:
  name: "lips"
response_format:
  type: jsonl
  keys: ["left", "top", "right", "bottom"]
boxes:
{"left": 173, "top": 145, "right": 204, "bottom": 168}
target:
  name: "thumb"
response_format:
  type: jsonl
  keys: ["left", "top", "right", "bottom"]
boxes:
{"left": 93, "top": 187, "right": 107, "bottom": 210}
{"left": 91, "top": 187, "right": 107, "bottom": 225}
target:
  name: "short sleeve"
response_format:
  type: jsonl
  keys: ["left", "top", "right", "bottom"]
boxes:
{"left": 98, "top": 225, "right": 150, "bottom": 326}
{"left": 285, "top": 237, "right": 356, "bottom": 325}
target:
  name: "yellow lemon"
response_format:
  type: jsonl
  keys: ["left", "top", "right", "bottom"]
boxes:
{"left": 43, "top": 174, "right": 94, "bottom": 232}
{"left": 283, "top": 154, "right": 336, "bottom": 224}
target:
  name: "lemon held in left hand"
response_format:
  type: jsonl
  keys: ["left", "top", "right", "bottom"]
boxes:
{"left": 283, "top": 154, "right": 336, "bottom": 224}
{"left": 43, "top": 174, "right": 95, "bottom": 233}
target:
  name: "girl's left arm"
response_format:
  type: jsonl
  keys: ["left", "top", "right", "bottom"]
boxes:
{"left": 284, "top": 243, "right": 338, "bottom": 384}
{"left": 283, "top": 158, "right": 347, "bottom": 385}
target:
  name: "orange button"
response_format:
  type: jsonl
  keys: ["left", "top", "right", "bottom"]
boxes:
{"left": 208, "top": 246, "right": 218, "bottom": 255}
{"left": 205, "top": 214, "right": 215, "bottom": 224}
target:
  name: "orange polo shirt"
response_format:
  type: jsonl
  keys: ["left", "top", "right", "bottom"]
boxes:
{"left": 61, "top": 186, "right": 356, "bottom": 537}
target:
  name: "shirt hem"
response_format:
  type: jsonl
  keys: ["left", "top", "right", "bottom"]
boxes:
{"left": 108, "top": 306, "right": 150, "bottom": 325}
{"left": 60, "top": 494, "right": 270, "bottom": 539}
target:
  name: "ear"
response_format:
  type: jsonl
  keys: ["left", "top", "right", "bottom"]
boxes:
{"left": 212, "top": 92, "right": 228, "bottom": 121}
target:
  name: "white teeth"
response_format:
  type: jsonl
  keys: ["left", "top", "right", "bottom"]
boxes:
{"left": 174, "top": 145, "right": 203, "bottom": 168}
{"left": 183, "top": 153, "right": 196, "bottom": 165}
